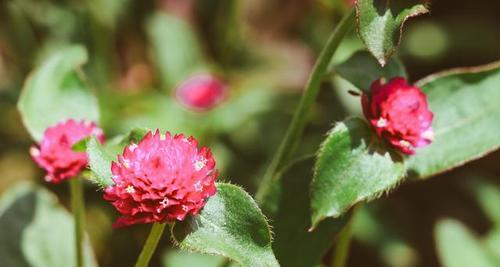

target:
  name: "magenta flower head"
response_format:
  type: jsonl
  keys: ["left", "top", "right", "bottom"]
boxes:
{"left": 30, "top": 119, "right": 105, "bottom": 183}
{"left": 103, "top": 130, "right": 218, "bottom": 227}
{"left": 175, "top": 74, "right": 227, "bottom": 111}
{"left": 361, "top": 77, "right": 434, "bottom": 155}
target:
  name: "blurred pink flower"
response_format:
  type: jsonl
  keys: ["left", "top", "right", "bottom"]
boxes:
{"left": 175, "top": 74, "right": 227, "bottom": 111}
{"left": 30, "top": 119, "right": 105, "bottom": 183}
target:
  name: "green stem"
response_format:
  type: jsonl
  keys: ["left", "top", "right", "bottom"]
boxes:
{"left": 331, "top": 215, "right": 355, "bottom": 267}
{"left": 134, "top": 223, "right": 167, "bottom": 267}
{"left": 255, "top": 9, "right": 356, "bottom": 202}
{"left": 69, "top": 177, "right": 86, "bottom": 267}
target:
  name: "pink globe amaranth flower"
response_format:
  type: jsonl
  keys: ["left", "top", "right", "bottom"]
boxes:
{"left": 103, "top": 130, "right": 218, "bottom": 227}
{"left": 30, "top": 119, "right": 105, "bottom": 184}
{"left": 361, "top": 77, "right": 434, "bottom": 155}
{"left": 175, "top": 74, "right": 227, "bottom": 111}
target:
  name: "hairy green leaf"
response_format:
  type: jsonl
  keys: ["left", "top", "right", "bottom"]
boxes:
{"left": 87, "top": 137, "right": 114, "bottom": 187}
{"left": 407, "top": 62, "right": 500, "bottom": 179}
{"left": 17, "top": 45, "right": 99, "bottom": 141}
{"left": 310, "top": 117, "right": 405, "bottom": 227}
{"left": 435, "top": 219, "right": 497, "bottom": 267}
{"left": 335, "top": 50, "right": 407, "bottom": 91}
{"left": 163, "top": 249, "right": 238, "bottom": 267}
{"left": 172, "top": 183, "right": 279, "bottom": 267}
{"left": 0, "top": 183, "right": 97, "bottom": 267}
{"left": 355, "top": 0, "right": 429, "bottom": 66}
{"left": 262, "top": 158, "right": 351, "bottom": 267}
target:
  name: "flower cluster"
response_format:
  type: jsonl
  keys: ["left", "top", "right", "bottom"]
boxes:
{"left": 103, "top": 130, "right": 218, "bottom": 227}
{"left": 362, "top": 77, "right": 434, "bottom": 154}
{"left": 30, "top": 119, "right": 105, "bottom": 183}
{"left": 175, "top": 74, "right": 227, "bottom": 111}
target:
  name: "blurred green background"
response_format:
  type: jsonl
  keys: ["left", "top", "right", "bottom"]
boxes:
{"left": 0, "top": 0, "right": 499, "bottom": 266}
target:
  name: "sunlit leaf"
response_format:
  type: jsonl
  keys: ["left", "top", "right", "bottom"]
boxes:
{"left": 407, "top": 62, "right": 500, "bottom": 179}
{"left": 17, "top": 45, "right": 99, "bottom": 141}
{"left": 310, "top": 117, "right": 405, "bottom": 227}
{"left": 172, "top": 183, "right": 279, "bottom": 267}
{"left": 355, "top": 0, "right": 429, "bottom": 65}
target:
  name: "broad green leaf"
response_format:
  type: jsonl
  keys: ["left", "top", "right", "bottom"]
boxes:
{"left": 172, "top": 183, "right": 279, "bottom": 267}
{"left": 0, "top": 183, "right": 97, "bottom": 267}
{"left": 407, "top": 62, "right": 500, "bottom": 179}
{"left": 262, "top": 158, "right": 351, "bottom": 267}
{"left": 17, "top": 45, "right": 99, "bottom": 141}
{"left": 310, "top": 117, "right": 405, "bottom": 227}
{"left": 147, "top": 12, "right": 208, "bottom": 90}
{"left": 163, "top": 249, "right": 238, "bottom": 267}
{"left": 355, "top": 0, "right": 429, "bottom": 66}
{"left": 335, "top": 50, "right": 407, "bottom": 91}
{"left": 435, "top": 219, "right": 496, "bottom": 267}
{"left": 87, "top": 137, "right": 114, "bottom": 187}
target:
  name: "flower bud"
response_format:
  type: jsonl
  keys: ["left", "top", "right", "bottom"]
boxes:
{"left": 175, "top": 74, "right": 227, "bottom": 111}
{"left": 361, "top": 77, "right": 434, "bottom": 154}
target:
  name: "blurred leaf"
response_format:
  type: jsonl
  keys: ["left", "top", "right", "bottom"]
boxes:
{"left": 485, "top": 228, "right": 500, "bottom": 263}
{"left": 163, "top": 249, "right": 239, "bottom": 267}
{"left": 262, "top": 158, "right": 351, "bottom": 267}
{"left": 435, "top": 219, "right": 496, "bottom": 267}
{"left": 310, "top": 117, "right": 405, "bottom": 227}
{"left": 0, "top": 183, "right": 97, "bottom": 267}
{"left": 212, "top": 86, "right": 278, "bottom": 132}
{"left": 355, "top": 0, "right": 429, "bottom": 66}
{"left": 407, "top": 62, "right": 500, "bottom": 179}
{"left": 17, "top": 45, "right": 99, "bottom": 141}
{"left": 468, "top": 179, "right": 500, "bottom": 226}
{"left": 147, "top": 13, "right": 208, "bottom": 90}
{"left": 87, "top": 137, "right": 114, "bottom": 187}
{"left": 335, "top": 50, "right": 407, "bottom": 91}
{"left": 71, "top": 137, "right": 90, "bottom": 152}
{"left": 88, "top": 0, "right": 130, "bottom": 29}
{"left": 352, "top": 207, "right": 419, "bottom": 267}
{"left": 172, "top": 183, "right": 279, "bottom": 267}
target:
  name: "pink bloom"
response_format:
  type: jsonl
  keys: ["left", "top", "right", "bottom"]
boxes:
{"left": 30, "top": 119, "right": 105, "bottom": 183}
{"left": 175, "top": 74, "right": 227, "bottom": 111}
{"left": 361, "top": 77, "right": 434, "bottom": 155}
{"left": 103, "top": 130, "right": 218, "bottom": 227}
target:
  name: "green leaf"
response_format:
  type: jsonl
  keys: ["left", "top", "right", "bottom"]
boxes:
{"left": 163, "top": 249, "right": 238, "bottom": 267}
{"left": 262, "top": 158, "right": 351, "bottom": 267}
{"left": 0, "top": 183, "right": 97, "bottom": 267}
{"left": 355, "top": 0, "right": 429, "bottom": 66}
{"left": 147, "top": 12, "right": 208, "bottom": 90}
{"left": 335, "top": 50, "right": 407, "bottom": 91}
{"left": 172, "top": 183, "right": 279, "bottom": 267}
{"left": 468, "top": 179, "right": 500, "bottom": 226}
{"left": 310, "top": 117, "right": 405, "bottom": 228}
{"left": 407, "top": 62, "right": 500, "bottom": 179}
{"left": 485, "top": 228, "right": 500, "bottom": 264}
{"left": 87, "top": 137, "right": 114, "bottom": 187}
{"left": 17, "top": 45, "right": 99, "bottom": 141}
{"left": 435, "top": 219, "right": 497, "bottom": 267}
{"left": 87, "top": 128, "right": 150, "bottom": 187}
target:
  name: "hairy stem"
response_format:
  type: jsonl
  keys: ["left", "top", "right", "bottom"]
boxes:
{"left": 255, "top": 9, "right": 356, "bottom": 202}
{"left": 134, "top": 223, "right": 167, "bottom": 267}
